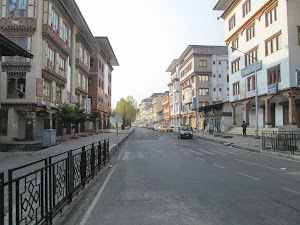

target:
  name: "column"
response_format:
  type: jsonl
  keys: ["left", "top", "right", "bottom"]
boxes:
{"left": 288, "top": 91, "right": 297, "bottom": 125}
{"left": 244, "top": 101, "right": 251, "bottom": 125}
{"left": 231, "top": 103, "right": 237, "bottom": 125}
{"left": 265, "top": 98, "right": 272, "bottom": 127}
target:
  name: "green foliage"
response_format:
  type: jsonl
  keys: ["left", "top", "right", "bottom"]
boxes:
{"left": 88, "top": 111, "right": 101, "bottom": 130}
{"left": 72, "top": 103, "right": 87, "bottom": 136}
{"left": 57, "top": 102, "right": 74, "bottom": 138}
{"left": 115, "top": 96, "right": 137, "bottom": 129}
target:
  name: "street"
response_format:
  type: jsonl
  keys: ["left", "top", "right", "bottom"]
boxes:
{"left": 63, "top": 128, "right": 300, "bottom": 225}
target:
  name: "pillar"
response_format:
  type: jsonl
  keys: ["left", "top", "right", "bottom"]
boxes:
{"left": 231, "top": 103, "right": 237, "bottom": 125}
{"left": 244, "top": 101, "right": 251, "bottom": 125}
{"left": 265, "top": 98, "right": 272, "bottom": 127}
{"left": 288, "top": 91, "right": 297, "bottom": 125}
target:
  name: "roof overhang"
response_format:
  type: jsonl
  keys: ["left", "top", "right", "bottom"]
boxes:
{"left": 166, "top": 59, "right": 177, "bottom": 72}
{"left": 0, "top": 34, "right": 33, "bottom": 58}
{"left": 213, "top": 0, "right": 233, "bottom": 10}
{"left": 95, "top": 37, "right": 119, "bottom": 66}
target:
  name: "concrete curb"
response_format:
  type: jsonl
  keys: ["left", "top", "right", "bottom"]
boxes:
{"left": 109, "top": 130, "right": 134, "bottom": 156}
{"left": 195, "top": 134, "right": 300, "bottom": 162}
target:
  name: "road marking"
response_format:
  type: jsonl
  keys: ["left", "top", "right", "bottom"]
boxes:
{"left": 80, "top": 164, "right": 117, "bottom": 225}
{"left": 215, "top": 148, "right": 240, "bottom": 155}
{"left": 185, "top": 149, "right": 204, "bottom": 155}
{"left": 234, "top": 159, "right": 283, "bottom": 172}
{"left": 209, "top": 149, "right": 227, "bottom": 155}
{"left": 138, "top": 152, "right": 144, "bottom": 159}
{"left": 197, "top": 149, "right": 215, "bottom": 155}
{"left": 122, "top": 152, "right": 130, "bottom": 160}
{"left": 196, "top": 157, "right": 206, "bottom": 161}
{"left": 281, "top": 187, "right": 300, "bottom": 195}
{"left": 213, "top": 164, "right": 225, "bottom": 168}
{"left": 236, "top": 172, "right": 260, "bottom": 181}
{"left": 179, "top": 150, "right": 192, "bottom": 155}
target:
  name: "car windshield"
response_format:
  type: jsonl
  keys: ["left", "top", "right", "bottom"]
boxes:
{"left": 181, "top": 126, "right": 191, "bottom": 131}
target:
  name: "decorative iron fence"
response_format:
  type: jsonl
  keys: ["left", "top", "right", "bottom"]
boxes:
{"left": 262, "top": 131, "right": 300, "bottom": 154}
{"left": 0, "top": 139, "right": 109, "bottom": 225}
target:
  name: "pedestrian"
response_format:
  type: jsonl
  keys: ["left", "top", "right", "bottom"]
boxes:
{"left": 242, "top": 121, "right": 247, "bottom": 137}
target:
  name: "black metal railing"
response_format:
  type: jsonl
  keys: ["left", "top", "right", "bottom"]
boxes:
{"left": 0, "top": 139, "right": 109, "bottom": 225}
{"left": 262, "top": 131, "right": 300, "bottom": 154}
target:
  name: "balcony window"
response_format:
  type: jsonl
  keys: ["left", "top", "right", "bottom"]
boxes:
{"left": 43, "top": 81, "right": 51, "bottom": 102}
{"left": 265, "top": 32, "right": 281, "bottom": 56}
{"left": 267, "top": 65, "right": 281, "bottom": 85}
{"left": 51, "top": 9, "right": 59, "bottom": 33}
{"left": 47, "top": 46, "right": 55, "bottom": 70}
{"left": 246, "top": 23, "right": 255, "bottom": 41}
{"left": 243, "top": 0, "right": 251, "bottom": 17}
{"left": 7, "top": 74, "right": 26, "bottom": 99}
{"left": 199, "top": 75, "right": 208, "bottom": 82}
{"left": 9, "top": 0, "right": 27, "bottom": 17}
{"left": 229, "top": 14, "right": 236, "bottom": 31}
{"left": 199, "top": 88, "right": 209, "bottom": 96}
{"left": 266, "top": 3, "right": 278, "bottom": 27}
{"left": 232, "top": 36, "right": 239, "bottom": 51}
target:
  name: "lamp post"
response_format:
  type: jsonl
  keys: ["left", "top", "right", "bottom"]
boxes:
{"left": 231, "top": 47, "right": 260, "bottom": 139}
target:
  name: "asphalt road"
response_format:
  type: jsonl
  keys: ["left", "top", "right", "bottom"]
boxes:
{"left": 64, "top": 128, "right": 300, "bottom": 225}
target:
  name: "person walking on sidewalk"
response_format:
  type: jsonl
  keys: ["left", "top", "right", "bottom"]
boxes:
{"left": 242, "top": 121, "right": 247, "bottom": 137}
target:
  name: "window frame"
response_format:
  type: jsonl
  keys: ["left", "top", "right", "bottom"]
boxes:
{"left": 246, "top": 22, "right": 255, "bottom": 42}
{"left": 199, "top": 88, "right": 209, "bottom": 96}
{"left": 243, "top": 0, "right": 251, "bottom": 17}
{"left": 231, "top": 58, "right": 240, "bottom": 74}
{"left": 247, "top": 75, "right": 256, "bottom": 91}
{"left": 233, "top": 82, "right": 240, "bottom": 96}
{"left": 245, "top": 46, "right": 258, "bottom": 67}
{"left": 199, "top": 60, "right": 207, "bottom": 68}
{"left": 265, "top": 3, "right": 278, "bottom": 27}
{"left": 265, "top": 31, "right": 282, "bottom": 56}
{"left": 267, "top": 64, "right": 281, "bottom": 85}
{"left": 229, "top": 14, "right": 236, "bottom": 31}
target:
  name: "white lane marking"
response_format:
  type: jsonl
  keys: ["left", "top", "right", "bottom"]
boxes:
{"left": 234, "top": 159, "right": 284, "bottom": 172}
{"left": 197, "top": 149, "right": 215, "bottom": 155}
{"left": 122, "top": 152, "right": 130, "bottom": 160}
{"left": 213, "top": 164, "right": 225, "bottom": 169}
{"left": 138, "top": 152, "right": 144, "bottom": 159}
{"left": 80, "top": 164, "right": 117, "bottom": 225}
{"left": 196, "top": 157, "right": 206, "bottom": 161}
{"left": 185, "top": 149, "right": 204, "bottom": 156}
{"left": 209, "top": 149, "right": 227, "bottom": 155}
{"left": 179, "top": 150, "right": 192, "bottom": 156}
{"left": 215, "top": 148, "right": 240, "bottom": 155}
{"left": 236, "top": 172, "right": 260, "bottom": 181}
{"left": 281, "top": 187, "right": 300, "bottom": 195}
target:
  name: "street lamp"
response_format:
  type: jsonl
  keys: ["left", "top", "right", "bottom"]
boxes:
{"left": 231, "top": 46, "right": 260, "bottom": 139}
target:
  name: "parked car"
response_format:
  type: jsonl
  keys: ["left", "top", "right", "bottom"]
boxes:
{"left": 158, "top": 125, "right": 168, "bottom": 132}
{"left": 167, "top": 126, "right": 175, "bottom": 132}
{"left": 153, "top": 124, "right": 160, "bottom": 131}
{"left": 177, "top": 126, "right": 193, "bottom": 139}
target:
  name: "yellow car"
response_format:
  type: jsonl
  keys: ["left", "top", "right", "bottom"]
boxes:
{"left": 158, "top": 125, "right": 168, "bottom": 132}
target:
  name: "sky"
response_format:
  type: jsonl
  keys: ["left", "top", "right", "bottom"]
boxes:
{"left": 75, "top": 0, "right": 225, "bottom": 109}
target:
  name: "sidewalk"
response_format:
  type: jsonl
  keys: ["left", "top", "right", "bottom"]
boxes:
{"left": 0, "top": 128, "right": 133, "bottom": 176}
{"left": 193, "top": 131, "right": 300, "bottom": 161}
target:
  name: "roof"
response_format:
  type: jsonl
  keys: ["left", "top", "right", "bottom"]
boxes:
{"left": 213, "top": 0, "right": 233, "bottom": 10}
{"left": 0, "top": 34, "right": 33, "bottom": 58}
{"left": 95, "top": 37, "right": 119, "bottom": 66}
{"left": 166, "top": 59, "right": 177, "bottom": 72}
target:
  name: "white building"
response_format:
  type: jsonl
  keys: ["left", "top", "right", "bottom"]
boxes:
{"left": 167, "top": 45, "right": 229, "bottom": 131}
{"left": 214, "top": 0, "right": 300, "bottom": 131}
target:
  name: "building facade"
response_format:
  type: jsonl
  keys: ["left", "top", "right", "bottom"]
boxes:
{"left": 214, "top": 0, "right": 300, "bottom": 131}
{"left": 167, "top": 45, "right": 229, "bottom": 131}
{"left": 162, "top": 91, "right": 171, "bottom": 126}
{"left": 0, "top": 0, "right": 117, "bottom": 142}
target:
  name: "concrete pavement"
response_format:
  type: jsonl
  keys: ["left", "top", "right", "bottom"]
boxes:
{"left": 193, "top": 130, "right": 300, "bottom": 161}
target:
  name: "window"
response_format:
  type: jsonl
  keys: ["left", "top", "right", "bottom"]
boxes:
{"left": 219, "top": 74, "right": 221, "bottom": 78}
{"left": 267, "top": 65, "right": 281, "bottom": 85}
{"left": 219, "top": 88, "right": 222, "bottom": 91}
{"left": 90, "top": 58, "right": 94, "bottom": 68}
{"left": 245, "top": 47, "right": 258, "bottom": 67}
{"left": 298, "top": 26, "right": 300, "bottom": 46}
{"left": 243, "top": 0, "right": 251, "bottom": 17}
{"left": 62, "top": 23, "right": 68, "bottom": 43}
{"left": 214, "top": 88, "right": 216, "bottom": 92}
{"left": 88, "top": 77, "right": 93, "bottom": 86}
{"left": 265, "top": 32, "right": 281, "bottom": 56}
{"left": 266, "top": 4, "right": 278, "bottom": 27}
{"left": 199, "top": 60, "right": 207, "bottom": 68}
{"left": 232, "top": 36, "right": 239, "bottom": 51}
{"left": 231, "top": 58, "right": 240, "bottom": 74}
{"left": 9, "top": 0, "right": 27, "bottom": 17}
{"left": 78, "top": 73, "right": 81, "bottom": 88}
{"left": 229, "top": 14, "right": 235, "bottom": 31}
{"left": 59, "top": 56, "right": 65, "bottom": 71}
{"left": 51, "top": 9, "right": 59, "bottom": 32}
{"left": 79, "top": 46, "right": 83, "bottom": 61}
{"left": 246, "top": 23, "right": 255, "bottom": 41}
{"left": 43, "top": 81, "right": 51, "bottom": 102}
{"left": 82, "top": 76, "right": 86, "bottom": 90}
{"left": 199, "top": 102, "right": 209, "bottom": 107}
{"left": 213, "top": 61, "right": 215, "bottom": 65}
{"left": 7, "top": 74, "right": 26, "bottom": 99}
{"left": 47, "top": 46, "right": 55, "bottom": 70}
{"left": 233, "top": 82, "right": 240, "bottom": 96}
{"left": 180, "top": 62, "right": 193, "bottom": 78}
{"left": 56, "top": 87, "right": 62, "bottom": 104}
{"left": 7, "top": 38, "right": 26, "bottom": 62}
{"left": 199, "top": 75, "right": 208, "bottom": 82}
{"left": 199, "top": 88, "right": 209, "bottom": 96}
{"left": 227, "top": 75, "right": 229, "bottom": 82}
{"left": 247, "top": 76, "right": 256, "bottom": 91}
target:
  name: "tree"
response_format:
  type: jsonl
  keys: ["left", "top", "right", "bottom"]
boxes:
{"left": 88, "top": 111, "right": 101, "bottom": 131}
{"left": 72, "top": 103, "right": 87, "bottom": 137}
{"left": 115, "top": 96, "right": 137, "bottom": 129}
{"left": 57, "top": 102, "right": 74, "bottom": 138}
